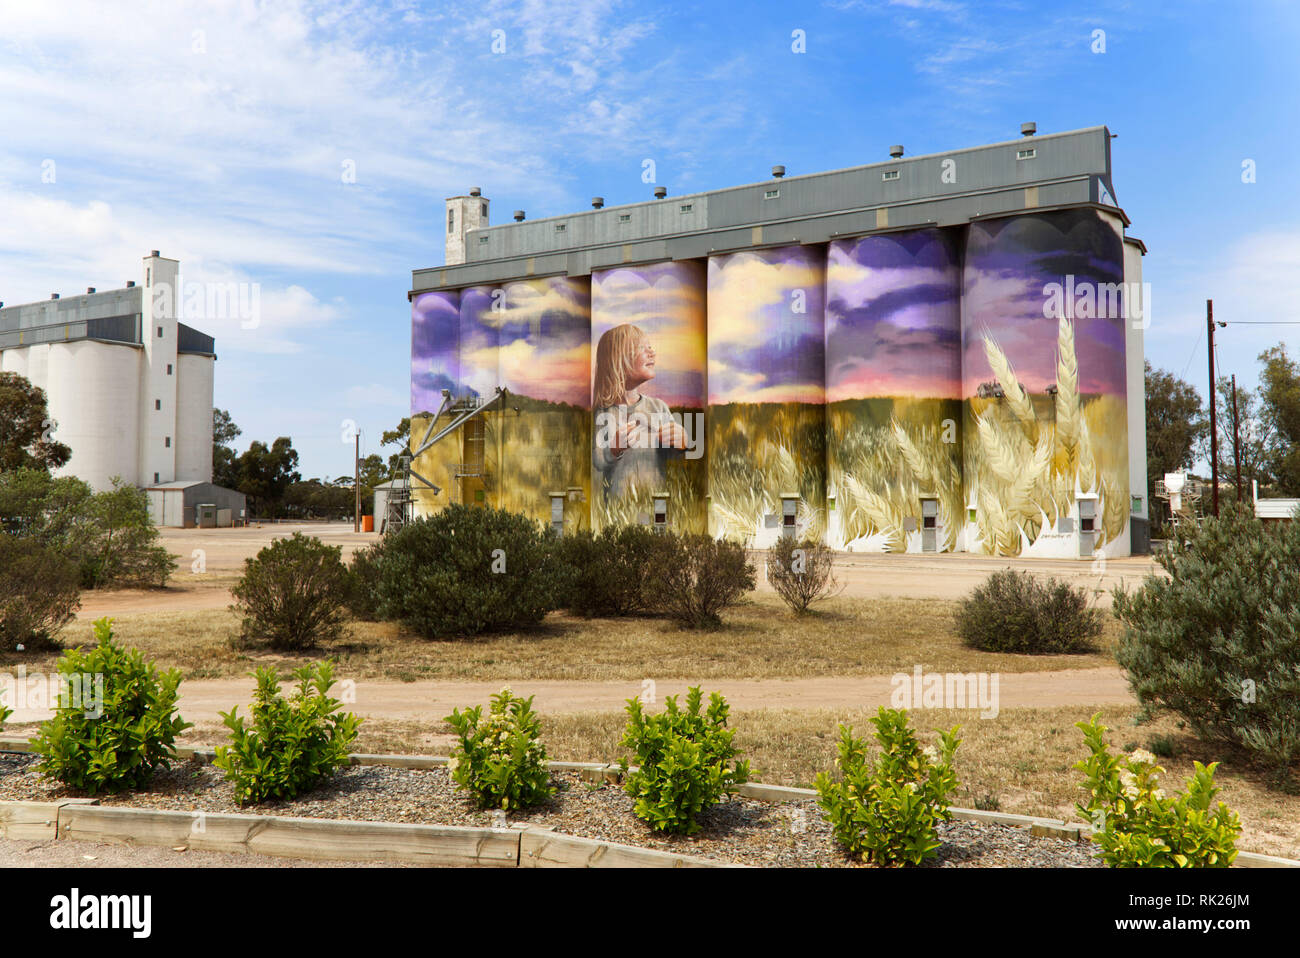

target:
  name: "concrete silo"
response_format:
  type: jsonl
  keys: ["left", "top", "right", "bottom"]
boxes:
{"left": 590, "top": 260, "right": 708, "bottom": 534}
{"left": 824, "top": 229, "right": 963, "bottom": 552}
{"left": 706, "top": 245, "right": 826, "bottom": 546}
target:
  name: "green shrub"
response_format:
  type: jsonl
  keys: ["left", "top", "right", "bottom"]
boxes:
{"left": 1075, "top": 713, "right": 1241, "bottom": 867}
{"left": 0, "top": 698, "right": 10, "bottom": 729}
{"left": 445, "top": 687, "right": 554, "bottom": 811}
{"left": 815, "top": 708, "right": 961, "bottom": 867}
{"left": 33, "top": 618, "right": 192, "bottom": 795}
{"left": 1113, "top": 504, "right": 1300, "bottom": 784}
{"left": 0, "top": 533, "right": 80, "bottom": 651}
{"left": 646, "top": 533, "right": 756, "bottom": 629}
{"left": 766, "top": 536, "right": 842, "bottom": 614}
{"left": 213, "top": 661, "right": 361, "bottom": 805}
{"left": 955, "top": 568, "right": 1102, "bottom": 654}
{"left": 558, "top": 524, "right": 664, "bottom": 617}
{"left": 345, "top": 542, "right": 385, "bottom": 621}
{"left": 230, "top": 532, "right": 350, "bottom": 650}
{"left": 618, "top": 686, "right": 751, "bottom": 835}
{"left": 78, "top": 480, "right": 177, "bottom": 589}
{"left": 374, "top": 505, "right": 565, "bottom": 639}
{"left": 0, "top": 470, "right": 174, "bottom": 589}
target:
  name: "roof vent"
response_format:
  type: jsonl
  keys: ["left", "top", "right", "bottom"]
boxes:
{"left": 150, "top": 249, "right": 161, "bottom": 257}
{"left": 127, "top": 281, "right": 136, "bottom": 288}
{"left": 889, "top": 145, "right": 904, "bottom": 158}
{"left": 653, "top": 186, "right": 667, "bottom": 199}
{"left": 1021, "top": 122, "right": 1037, "bottom": 137}
{"left": 469, "top": 187, "right": 481, "bottom": 197}
{"left": 591, "top": 197, "right": 605, "bottom": 209}
{"left": 771, "top": 165, "right": 785, "bottom": 179}
{"left": 51, "top": 293, "right": 60, "bottom": 300}
{"left": 513, "top": 210, "right": 525, "bottom": 221}
{"left": 86, "top": 287, "right": 96, "bottom": 294}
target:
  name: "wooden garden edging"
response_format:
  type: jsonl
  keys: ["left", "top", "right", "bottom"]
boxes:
{"left": 1, "top": 735, "right": 1295, "bottom": 867}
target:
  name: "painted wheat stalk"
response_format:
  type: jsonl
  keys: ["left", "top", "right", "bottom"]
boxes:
{"left": 1053, "top": 316, "right": 1080, "bottom": 481}
{"left": 975, "top": 413, "right": 1028, "bottom": 487}
{"left": 891, "top": 420, "right": 934, "bottom": 488}
{"left": 983, "top": 334, "right": 1038, "bottom": 439}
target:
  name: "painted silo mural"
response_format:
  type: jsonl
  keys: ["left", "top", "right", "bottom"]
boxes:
{"left": 590, "top": 261, "right": 708, "bottom": 533}
{"left": 409, "top": 290, "right": 460, "bottom": 517}
{"left": 825, "top": 229, "right": 963, "bottom": 552}
{"left": 450, "top": 285, "right": 501, "bottom": 508}
{"left": 961, "top": 208, "right": 1130, "bottom": 557}
{"left": 494, "top": 277, "right": 592, "bottom": 528}
{"left": 706, "top": 246, "right": 826, "bottom": 544}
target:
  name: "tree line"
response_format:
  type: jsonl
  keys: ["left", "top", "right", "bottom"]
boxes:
{"left": 213, "top": 409, "right": 409, "bottom": 519}
{"left": 1145, "top": 343, "right": 1300, "bottom": 533}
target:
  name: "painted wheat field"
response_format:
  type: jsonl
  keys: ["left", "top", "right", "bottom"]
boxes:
{"left": 707, "top": 402, "right": 826, "bottom": 544}
{"left": 828, "top": 396, "right": 963, "bottom": 552}
{"left": 964, "top": 316, "right": 1128, "bottom": 555}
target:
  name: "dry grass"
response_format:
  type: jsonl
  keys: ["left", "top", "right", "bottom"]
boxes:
{"left": 278, "top": 704, "right": 1298, "bottom": 859}
{"left": 1, "top": 593, "right": 1123, "bottom": 683}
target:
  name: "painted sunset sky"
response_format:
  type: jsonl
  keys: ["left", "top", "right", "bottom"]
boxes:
{"left": 493, "top": 277, "right": 591, "bottom": 408}
{"left": 590, "top": 262, "right": 706, "bottom": 409}
{"left": 411, "top": 289, "right": 458, "bottom": 415}
{"left": 962, "top": 209, "right": 1128, "bottom": 398}
{"left": 707, "top": 246, "right": 826, "bottom": 406}
{"left": 825, "top": 229, "right": 962, "bottom": 403}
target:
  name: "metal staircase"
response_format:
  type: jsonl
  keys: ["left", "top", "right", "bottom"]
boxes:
{"left": 381, "top": 387, "right": 506, "bottom": 534}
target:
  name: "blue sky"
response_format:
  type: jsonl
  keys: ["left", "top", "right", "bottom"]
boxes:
{"left": 1, "top": 0, "right": 1297, "bottom": 478}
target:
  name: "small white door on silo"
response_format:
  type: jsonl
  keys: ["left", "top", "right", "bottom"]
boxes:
{"left": 780, "top": 495, "right": 799, "bottom": 539}
{"left": 549, "top": 493, "right": 565, "bottom": 536}
{"left": 1078, "top": 497, "right": 1097, "bottom": 558}
{"left": 921, "top": 497, "right": 939, "bottom": 552}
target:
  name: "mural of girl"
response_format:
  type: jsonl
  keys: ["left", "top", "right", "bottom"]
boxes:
{"left": 592, "top": 323, "right": 689, "bottom": 498}
{"left": 589, "top": 261, "right": 707, "bottom": 532}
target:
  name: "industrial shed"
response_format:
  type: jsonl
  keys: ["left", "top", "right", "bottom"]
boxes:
{"left": 146, "top": 480, "right": 247, "bottom": 528}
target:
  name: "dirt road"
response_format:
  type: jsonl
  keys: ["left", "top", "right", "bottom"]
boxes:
{"left": 3, "top": 669, "right": 1134, "bottom": 727}
{"left": 72, "top": 523, "right": 1160, "bottom": 620}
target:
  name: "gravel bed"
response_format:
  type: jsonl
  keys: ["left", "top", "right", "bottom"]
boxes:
{"left": 0, "top": 753, "right": 1102, "bottom": 868}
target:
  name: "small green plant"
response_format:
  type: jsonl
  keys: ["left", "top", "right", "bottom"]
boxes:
{"left": 213, "top": 661, "right": 361, "bottom": 805}
{"left": 444, "top": 687, "right": 554, "bottom": 811}
{"left": 231, "top": 532, "right": 351, "bottom": 650}
{"left": 0, "top": 700, "right": 11, "bottom": 728}
{"left": 618, "top": 686, "right": 751, "bottom": 835}
{"left": 1075, "top": 713, "right": 1241, "bottom": 867}
{"left": 33, "top": 618, "right": 192, "bottom": 795}
{"left": 956, "top": 568, "right": 1102, "bottom": 654}
{"left": 973, "top": 791, "right": 1001, "bottom": 812}
{"left": 814, "top": 708, "right": 961, "bottom": 867}
{"left": 1148, "top": 734, "right": 1177, "bottom": 759}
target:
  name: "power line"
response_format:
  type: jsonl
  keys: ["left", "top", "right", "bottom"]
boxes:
{"left": 1180, "top": 323, "right": 1204, "bottom": 380}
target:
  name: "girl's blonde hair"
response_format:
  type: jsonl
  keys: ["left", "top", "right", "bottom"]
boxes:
{"left": 592, "top": 323, "right": 645, "bottom": 408}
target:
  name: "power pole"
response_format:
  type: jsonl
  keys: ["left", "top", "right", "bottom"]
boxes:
{"left": 1208, "top": 300, "right": 1219, "bottom": 517}
{"left": 354, "top": 432, "right": 361, "bottom": 533}
{"left": 1231, "top": 374, "right": 1243, "bottom": 503}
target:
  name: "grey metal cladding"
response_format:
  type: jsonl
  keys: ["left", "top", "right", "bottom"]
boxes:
{"left": 412, "top": 127, "right": 1112, "bottom": 293}
{"left": 177, "top": 322, "right": 217, "bottom": 355}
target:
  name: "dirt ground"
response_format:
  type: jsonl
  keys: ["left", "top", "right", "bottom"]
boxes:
{"left": 2, "top": 669, "right": 1134, "bottom": 730}
{"left": 74, "top": 522, "right": 1160, "bottom": 620}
